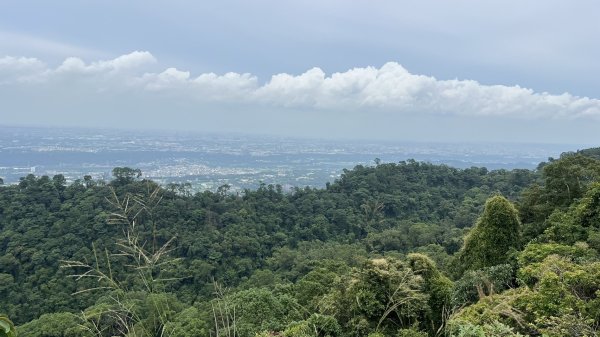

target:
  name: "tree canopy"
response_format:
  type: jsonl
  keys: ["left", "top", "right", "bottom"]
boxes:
{"left": 1, "top": 149, "right": 599, "bottom": 336}
{"left": 457, "top": 195, "right": 521, "bottom": 272}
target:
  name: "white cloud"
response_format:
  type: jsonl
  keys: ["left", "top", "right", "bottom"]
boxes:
{"left": 142, "top": 68, "right": 191, "bottom": 90}
{"left": 0, "top": 56, "right": 46, "bottom": 83}
{"left": 56, "top": 51, "right": 156, "bottom": 75}
{"left": 254, "top": 62, "right": 600, "bottom": 119}
{"left": 191, "top": 72, "right": 258, "bottom": 101}
{"left": 1, "top": 51, "right": 599, "bottom": 120}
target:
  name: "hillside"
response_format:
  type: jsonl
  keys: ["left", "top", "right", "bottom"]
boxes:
{"left": 1, "top": 152, "right": 599, "bottom": 337}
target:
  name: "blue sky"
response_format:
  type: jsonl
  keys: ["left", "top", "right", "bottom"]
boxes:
{"left": 1, "top": 1, "right": 599, "bottom": 143}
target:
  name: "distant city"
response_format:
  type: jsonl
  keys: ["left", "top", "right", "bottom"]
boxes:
{"left": 0, "top": 125, "right": 587, "bottom": 192}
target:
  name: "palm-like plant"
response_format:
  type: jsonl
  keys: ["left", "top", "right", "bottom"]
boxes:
{"left": 61, "top": 186, "right": 181, "bottom": 337}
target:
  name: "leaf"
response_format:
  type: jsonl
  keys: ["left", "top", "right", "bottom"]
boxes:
{"left": 0, "top": 320, "right": 8, "bottom": 333}
{"left": 0, "top": 315, "right": 16, "bottom": 337}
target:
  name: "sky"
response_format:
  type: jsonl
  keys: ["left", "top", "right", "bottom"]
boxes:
{"left": 0, "top": 1, "right": 599, "bottom": 144}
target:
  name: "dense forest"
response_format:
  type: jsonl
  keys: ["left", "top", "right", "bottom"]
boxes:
{"left": 1, "top": 148, "right": 600, "bottom": 336}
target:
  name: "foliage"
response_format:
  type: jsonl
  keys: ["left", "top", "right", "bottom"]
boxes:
{"left": 0, "top": 315, "right": 17, "bottom": 337}
{"left": 447, "top": 288, "right": 530, "bottom": 334}
{"left": 537, "top": 182, "right": 600, "bottom": 251}
{"left": 282, "top": 314, "right": 341, "bottom": 337}
{"left": 452, "top": 264, "right": 514, "bottom": 307}
{"left": 0, "top": 162, "right": 534, "bottom": 324}
{"left": 321, "top": 257, "right": 428, "bottom": 336}
{"left": 4, "top": 149, "right": 600, "bottom": 336}
{"left": 450, "top": 321, "right": 525, "bottom": 337}
{"left": 162, "top": 307, "right": 208, "bottom": 337}
{"left": 406, "top": 253, "right": 453, "bottom": 335}
{"left": 293, "top": 267, "right": 339, "bottom": 312}
{"left": 111, "top": 167, "right": 142, "bottom": 186}
{"left": 519, "top": 153, "right": 600, "bottom": 240}
{"left": 17, "top": 312, "right": 84, "bottom": 337}
{"left": 517, "top": 242, "right": 597, "bottom": 269}
{"left": 542, "top": 154, "right": 600, "bottom": 209}
{"left": 60, "top": 186, "right": 185, "bottom": 337}
{"left": 396, "top": 327, "right": 428, "bottom": 337}
{"left": 225, "top": 287, "right": 302, "bottom": 337}
{"left": 450, "top": 254, "right": 600, "bottom": 336}
{"left": 457, "top": 195, "right": 521, "bottom": 272}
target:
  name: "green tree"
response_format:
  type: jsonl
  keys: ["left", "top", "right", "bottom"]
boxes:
{"left": 520, "top": 153, "right": 600, "bottom": 238}
{"left": 457, "top": 195, "right": 521, "bottom": 272}
{"left": 450, "top": 252, "right": 600, "bottom": 336}
{"left": 17, "top": 312, "right": 84, "bottom": 337}
{"left": 407, "top": 253, "right": 453, "bottom": 335}
{"left": 226, "top": 287, "right": 302, "bottom": 337}
{"left": 282, "top": 314, "right": 341, "bottom": 337}
{"left": 450, "top": 321, "right": 525, "bottom": 337}
{"left": 323, "top": 258, "right": 428, "bottom": 336}
{"left": 574, "top": 181, "right": 600, "bottom": 229}
{"left": 294, "top": 267, "right": 338, "bottom": 312}
{"left": 162, "top": 307, "right": 208, "bottom": 337}
{"left": 539, "top": 182, "right": 600, "bottom": 248}
{"left": 111, "top": 167, "right": 142, "bottom": 186}
{"left": 452, "top": 264, "right": 514, "bottom": 307}
{"left": 543, "top": 154, "right": 600, "bottom": 208}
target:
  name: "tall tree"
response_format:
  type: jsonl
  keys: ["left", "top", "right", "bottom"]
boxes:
{"left": 458, "top": 195, "right": 521, "bottom": 271}
{"left": 111, "top": 167, "right": 142, "bottom": 185}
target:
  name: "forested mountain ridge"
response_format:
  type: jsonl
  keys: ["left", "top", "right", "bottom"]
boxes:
{"left": 1, "top": 151, "right": 599, "bottom": 336}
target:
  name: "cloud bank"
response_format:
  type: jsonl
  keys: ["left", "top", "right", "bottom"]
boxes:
{"left": 0, "top": 51, "right": 600, "bottom": 119}
{"left": 1, "top": 51, "right": 599, "bottom": 122}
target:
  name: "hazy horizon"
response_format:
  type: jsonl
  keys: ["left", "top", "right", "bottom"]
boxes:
{"left": 0, "top": 123, "right": 596, "bottom": 148}
{"left": 1, "top": 124, "right": 586, "bottom": 190}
